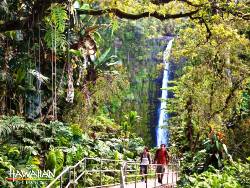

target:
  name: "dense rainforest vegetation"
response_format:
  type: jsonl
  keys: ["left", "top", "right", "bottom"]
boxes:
{"left": 0, "top": 0, "right": 250, "bottom": 187}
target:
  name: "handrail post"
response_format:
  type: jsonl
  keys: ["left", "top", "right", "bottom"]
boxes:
{"left": 120, "top": 161, "right": 126, "bottom": 188}
{"left": 114, "top": 160, "right": 117, "bottom": 185}
{"left": 134, "top": 175, "right": 137, "bottom": 188}
{"left": 68, "top": 168, "right": 71, "bottom": 186}
{"left": 154, "top": 164, "right": 156, "bottom": 187}
{"left": 176, "top": 165, "right": 178, "bottom": 184}
{"left": 172, "top": 164, "right": 174, "bottom": 184}
{"left": 84, "top": 158, "right": 86, "bottom": 188}
{"left": 166, "top": 164, "right": 169, "bottom": 185}
{"left": 60, "top": 175, "right": 63, "bottom": 188}
{"left": 145, "top": 164, "right": 147, "bottom": 188}
{"left": 73, "top": 166, "right": 76, "bottom": 188}
{"left": 100, "top": 158, "right": 103, "bottom": 187}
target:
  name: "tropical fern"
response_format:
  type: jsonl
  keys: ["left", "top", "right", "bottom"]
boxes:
{"left": 49, "top": 4, "right": 68, "bottom": 32}
{"left": 44, "top": 4, "right": 68, "bottom": 49}
{"left": 0, "top": 125, "right": 11, "bottom": 142}
{"left": 20, "top": 146, "right": 39, "bottom": 156}
{"left": 7, "top": 146, "right": 20, "bottom": 161}
{"left": 27, "top": 156, "right": 41, "bottom": 166}
{"left": 22, "top": 138, "right": 36, "bottom": 145}
{"left": 0, "top": 116, "right": 25, "bottom": 142}
{"left": 44, "top": 29, "right": 67, "bottom": 49}
{"left": 0, "top": 155, "right": 14, "bottom": 188}
{"left": 46, "top": 148, "right": 64, "bottom": 174}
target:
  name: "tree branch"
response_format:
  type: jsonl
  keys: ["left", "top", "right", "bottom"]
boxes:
{"left": 190, "top": 16, "right": 212, "bottom": 40}
{"left": 0, "top": 5, "right": 199, "bottom": 32}
{"left": 209, "top": 77, "right": 246, "bottom": 120}
{"left": 77, "top": 8, "right": 199, "bottom": 20}
{"left": 0, "top": 20, "right": 24, "bottom": 32}
{"left": 212, "top": 3, "right": 250, "bottom": 21}
{"left": 151, "top": 0, "right": 203, "bottom": 7}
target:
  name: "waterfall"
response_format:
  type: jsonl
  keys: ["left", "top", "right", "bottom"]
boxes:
{"left": 157, "top": 38, "right": 174, "bottom": 147}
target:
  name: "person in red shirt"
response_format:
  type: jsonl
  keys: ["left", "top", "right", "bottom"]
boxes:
{"left": 154, "top": 144, "right": 170, "bottom": 184}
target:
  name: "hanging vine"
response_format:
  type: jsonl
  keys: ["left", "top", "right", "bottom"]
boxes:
{"left": 44, "top": 4, "right": 69, "bottom": 120}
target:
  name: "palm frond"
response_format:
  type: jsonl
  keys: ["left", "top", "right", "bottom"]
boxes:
{"left": 0, "top": 116, "right": 26, "bottom": 141}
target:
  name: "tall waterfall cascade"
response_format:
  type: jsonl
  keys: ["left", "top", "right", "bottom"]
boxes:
{"left": 157, "top": 38, "right": 174, "bottom": 147}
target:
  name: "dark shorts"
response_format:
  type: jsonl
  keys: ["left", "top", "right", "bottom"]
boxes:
{"left": 140, "top": 165, "right": 148, "bottom": 174}
{"left": 156, "top": 165, "right": 165, "bottom": 174}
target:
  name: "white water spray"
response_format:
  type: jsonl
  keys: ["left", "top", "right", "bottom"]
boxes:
{"left": 157, "top": 38, "right": 174, "bottom": 147}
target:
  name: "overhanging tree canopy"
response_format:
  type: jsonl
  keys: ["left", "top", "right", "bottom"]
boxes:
{"left": 0, "top": 0, "right": 249, "bottom": 32}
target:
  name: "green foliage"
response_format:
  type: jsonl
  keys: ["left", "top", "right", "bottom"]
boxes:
{"left": 0, "top": 116, "right": 145, "bottom": 187}
{"left": 0, "top": 116, "right": 25, "bottom": 140}
{"left": 204, "top": 130, "right": 231, "bottom": 169}
{"left": 1, "top": 1, "right": 250, "bottom": 187}
{"left": 70, "top": 124, "right": 83, "bottom": 139}
{"left": 46, "top": 147, "right": 64, "bottom": 174}
{"left": 226, "top": 119, "right": 250, "bottom": 159}
{"left": 87, "top": 114, "right": 119, "bottom": 133}
{"left": 94, "top": 48, "right": 111, "bottom": 66}
{"left": 179, "top": 131, "right": 233, "bottom": 181}
{"left": 184, "top": 170, "right": 241, "bottom": 188}
{"left": 121, "top": 111, "right": 141, "bottom": 137}
{"left": 168, "top": 7, "right": 250, "bottom": 186}
{"left": 65, "top": 144, "right": 88, "bottom": 165}
{"left": 241, "top": 90, "right": 250, "bottom": 115}
{"left": 180, "top": 161, "right": 250, "bottom": 188}
{"left": 0, "top": 155, "right": 14, "bottom": 188}
{"left": 44, "top": 4, "right": 68, "bottom": 49}
{"left": 168, "top": 4, "right": 250, "bottom": 171}
{"left": 7, "top": 146, "right": 20, "bottom": 160}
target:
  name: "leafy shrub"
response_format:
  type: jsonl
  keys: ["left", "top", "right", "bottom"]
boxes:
{"left": 46, "top": 148, "right": 64, "bottom": 174}
{"left": 70, "top": 124, "right": 83, "bottom": 139}
{"left": 0, "top": 116, "right": 145, "bottom": 187}
{"left": 0, "top": 155, "right": 14, "bottom": 188}
{"left": 180, "top": 160, "right": 250, "bottom": 188}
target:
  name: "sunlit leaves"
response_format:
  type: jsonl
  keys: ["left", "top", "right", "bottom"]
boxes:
{"left": 44, "top": 4, "right": 68, "bottom": 49}
{"left": 169, "top": 3, "right": 250, "bottom": 156}
{"left": 79, "top": 0, "right": 201, "bottom": 18}
{"left": 46, "top": 4, "right": 68, "bottom": 32}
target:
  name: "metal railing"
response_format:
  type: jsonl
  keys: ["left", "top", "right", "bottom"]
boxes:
{"left": 46, "top": 158, "right": 180, "bottom": 188}
{"left": 121, "top": 160, "right": 180, "bottom": 188}
{"left": 46, "top": 158, "right": 123, "bottom": 188}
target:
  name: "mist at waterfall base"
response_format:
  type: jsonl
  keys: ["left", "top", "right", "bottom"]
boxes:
{"left": 156, "top": 39, "right": 174, "bottom": 147}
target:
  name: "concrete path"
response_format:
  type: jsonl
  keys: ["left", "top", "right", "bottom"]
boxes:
{"left": 109, "top": 172, "right": 178, "bottom": 188}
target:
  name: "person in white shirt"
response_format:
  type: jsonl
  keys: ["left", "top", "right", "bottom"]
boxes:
{"left": 140, "top": 147, "right": 151, "bottom": 182}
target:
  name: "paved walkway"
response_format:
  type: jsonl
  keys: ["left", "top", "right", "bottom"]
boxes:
{"left": 109, "top": 172, "right": 178, "bottom": 188}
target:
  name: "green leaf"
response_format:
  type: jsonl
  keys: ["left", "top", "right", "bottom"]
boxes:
{"left": 95, "top": 48, "right": 111, "bottom": 66}
{"left": 80, "top": 3, "right": 90, "bottom": 10}
{"left": 215, "top": 140, "right": 220, "bottom": 150}
{"left": 69, "top": 49, "right": 82, "bottom": 56}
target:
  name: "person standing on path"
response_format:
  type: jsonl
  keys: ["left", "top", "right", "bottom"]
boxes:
{"left": 154, "top": 144, "right": 170, "bottom": 184}
{"left": 140, "top": 147, "right": 151, "bottom": 182}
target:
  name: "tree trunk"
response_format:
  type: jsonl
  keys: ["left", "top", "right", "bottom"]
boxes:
{"left": 0, "top": 43, "right": 9, "bottom": 115}
{"left": 18, "top": 95, "right": 24, "bottom": 115}
{"left": 186, "top": 97, "right": 194, "bottom": 151}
